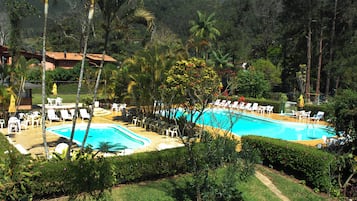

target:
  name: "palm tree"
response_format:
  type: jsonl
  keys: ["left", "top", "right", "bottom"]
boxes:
{"left": 67, "top": 0, "right": 95, "bottom": 159}
{"left": 210, "top": 50, "right": 234, "bottom": 92}
{"left": 41, "top": 0, "right": 50, "bottom": 159}
{"left": 81, "top": 0, "right": 155, "bottom": 150}
{"left": 189, "top": 11, "right": 220, "bottom": 60}
{"left": 11, "top": 56, "right": 37, "bottom": 110}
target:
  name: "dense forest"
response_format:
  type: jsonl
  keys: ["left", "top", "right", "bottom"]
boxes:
{"left": 0, "top": 0, "right": 356, "bottom": 102}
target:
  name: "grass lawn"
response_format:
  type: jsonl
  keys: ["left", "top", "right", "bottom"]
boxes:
{"left": 31, "top": 83, "right": 106, "bottom": 105}
{"left": 44, "top": 166, "right": 328, "bottom": 201}
{"left": 256, "top": 165, "right": 332, "bottom": 201}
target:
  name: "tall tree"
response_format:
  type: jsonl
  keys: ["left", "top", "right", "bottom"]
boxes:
{"left": 324, "top": 0, "right": 338, "bottom": 99}
{"left": 67, "top": 0, "right": 95, "bottom": 158}
{"left": 189, "top": 11, "right": 220, "bottom": 60}
{"left": 41, "top": 0, "right": 50, "bottom": 159}
{"left": 4, "top": 0, "right": 36, "bottom": 65}
{"left": 305, "top": 0, "right": 313, "bottom": 102}
{"left": 81, "top": 0, "right": 155, "bottom": 151}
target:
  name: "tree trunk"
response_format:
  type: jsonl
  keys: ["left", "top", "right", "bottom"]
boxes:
{"left": 316, "top": 25, "right": 323, "bottom": 104}
{"left": 81, "top": 15, "right": 109, "bottom": 151}
{"left": 67, "top": 1, "right": 95, "bottom": 159}
{"left": 41, "top": 0, "right": 50, "bottom": 159}
{"left": 325, "top": 0, "right": 338, "bottom": 99}
{"left": 306, "top": 18, "right": 312, "bottom": 102}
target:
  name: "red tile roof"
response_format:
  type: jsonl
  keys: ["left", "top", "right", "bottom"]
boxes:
{"left": 46, "top": 51, "right": 117, "bottom": 62}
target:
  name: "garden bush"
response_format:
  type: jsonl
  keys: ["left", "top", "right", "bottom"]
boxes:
{"left": 31, "top": 146, "right": 190, "bottom": 199}
{"left": 241, "top": 135, "right": 337, "bottom": 192}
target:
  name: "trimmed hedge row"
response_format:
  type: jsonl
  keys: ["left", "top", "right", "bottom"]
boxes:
{"left": 32, "top": 147, "right": 189, "bottom": 199}
{"left": 241, "top": 135, "right": 337, "bottom": 192}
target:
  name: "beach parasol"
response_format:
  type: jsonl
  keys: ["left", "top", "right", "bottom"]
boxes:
{"left": 8, "top": 94, "right": 16, "bottom": 113}
{"left": 52, "top": 83, "right": 57, "bottom": 96}
{"left": 298, "top": 94, "right": 304, "bottom": 108}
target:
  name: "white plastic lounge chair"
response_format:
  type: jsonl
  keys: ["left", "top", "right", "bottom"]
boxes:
{"left": 301, "top": 111, "right": 311, "bottom": 119}
{"left": 212, "top": 99, "right": 221, "bottom": 106}
{"left": 223, "top": 100, "right": 232, "bottom": 108}
{"left": 69, "top": 109, "right": 76, "bottom": 118}
{"left": 229, "top": 101, "right": 239, "bottom": 109}
{"left": 250, "top": 103, "right": 259, "bottom": 112}
{"left": 243, "top": 103, "right": 252, "bottom": 110}
{"left": 218, "top": 100, "right": 227, "bottom": 107}
{"left": 311, "top": 111, "right": 324, "bottom": 122}
{"left": 60, "top": 110, "right": 73, "bottom": 121}
{"left": 79, "top": 109, "right": 90, "bottom": 120}
{"left": 47, "top": 109, "right": 60, "bottom": 123}
{"left": 238, "top": 102, "right": 245, "bottom": 110}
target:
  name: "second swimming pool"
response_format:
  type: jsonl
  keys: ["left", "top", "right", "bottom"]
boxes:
{"left": 47, "top": 124, "right": 151, "bottom": 151}
{"left": 176, "top": 108, "right": 335, "bottom": 141}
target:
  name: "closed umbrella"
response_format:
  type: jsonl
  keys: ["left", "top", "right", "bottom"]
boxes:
{"left": 52, "top": 83, "right": 57, "bottom": 96}
{"left": 8, "top": 94, "right": 16, "bottom": 113}
{"left": 298, "top": 94, "right": 304, "bottom": 109}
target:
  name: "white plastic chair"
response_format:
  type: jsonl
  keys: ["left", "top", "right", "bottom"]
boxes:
{"left": 47, "top": 109, "right": 60, "bottom": 123}
{"left": 111, "top": 103, "right": 119, "bottom": 112}
{"left": 60, "top": 110, "right": 73, "bottom": 121}
{"left": 312, "top": 111, "right": 324, "bottom": 122}
{"left": 79, "top": 109, "right": 90, "bottom": 120}
{"left": 0, "top": 119, "right": 5, "bottom": 129}
{"left": 165, "top": 125, "right": 179, "bottom": 137}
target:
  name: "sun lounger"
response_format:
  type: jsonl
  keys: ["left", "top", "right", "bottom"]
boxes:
{"left": 311, "top": 111, "right": 324, "bottom": 122}
{"left": 229, "top": 101, "right": 239, "bottom": 109}
{"left": 211, "top": 99, "right": 221, "bottom": 107}
{"left": 60, "top": 110, "right": 73, "bottom": 121}
{"left": 243, "top": 102, "right": 252, "bottom": 111}
{"left": 47, "top": 109, "right": 60, "bottom": 123}
{"left": 249, "top": 103, "right": 259, "bottom": 112}
{"left": 79, "top": 109, "right": 90, "bottom": 120}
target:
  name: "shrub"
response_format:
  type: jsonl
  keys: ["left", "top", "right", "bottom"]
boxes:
{"left": 242, "top": 135, "right": 337, "bottom": 192}
{"left": 32, "top": 147, "right": 189, "bottom": 199}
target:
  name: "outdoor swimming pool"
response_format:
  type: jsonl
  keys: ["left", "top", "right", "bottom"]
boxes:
{"left": 176, "top": 108, "right": 335, "bottom": 141}
{"left": 47, "top": 124, "right": 151, "bottom": 151}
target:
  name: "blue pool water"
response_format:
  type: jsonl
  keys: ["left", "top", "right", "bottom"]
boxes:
{"left": 176, "top": 108, "right": 335, "bottom": 141}
{"left": 47, "top": 124, "right": 151, "bottom": 151}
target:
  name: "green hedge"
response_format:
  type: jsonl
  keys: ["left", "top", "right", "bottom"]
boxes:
{"left": 32, "top": 147, "right": 189, "bottom": 199}
{"left": 241, "top": 135, "right": 337, "bottom": 192}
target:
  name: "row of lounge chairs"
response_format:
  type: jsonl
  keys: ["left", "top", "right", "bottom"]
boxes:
{"left": 292, "top": 110, "right": 324, "bottom": 122}
{"left": 131, "top": 116, "right": 179, "bottom": 138}
{"left": 47, "top": 108, "right": 90, "bottom": 123}
{"left": 4, "top": 108, "right": 93, "bottom": 133}
{"left": 211, "top": 99, "right": 274, "bottom": 114}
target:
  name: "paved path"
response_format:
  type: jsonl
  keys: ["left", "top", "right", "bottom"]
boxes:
{"left": 255, "top": 171, "right": 290, "bottom": 201}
